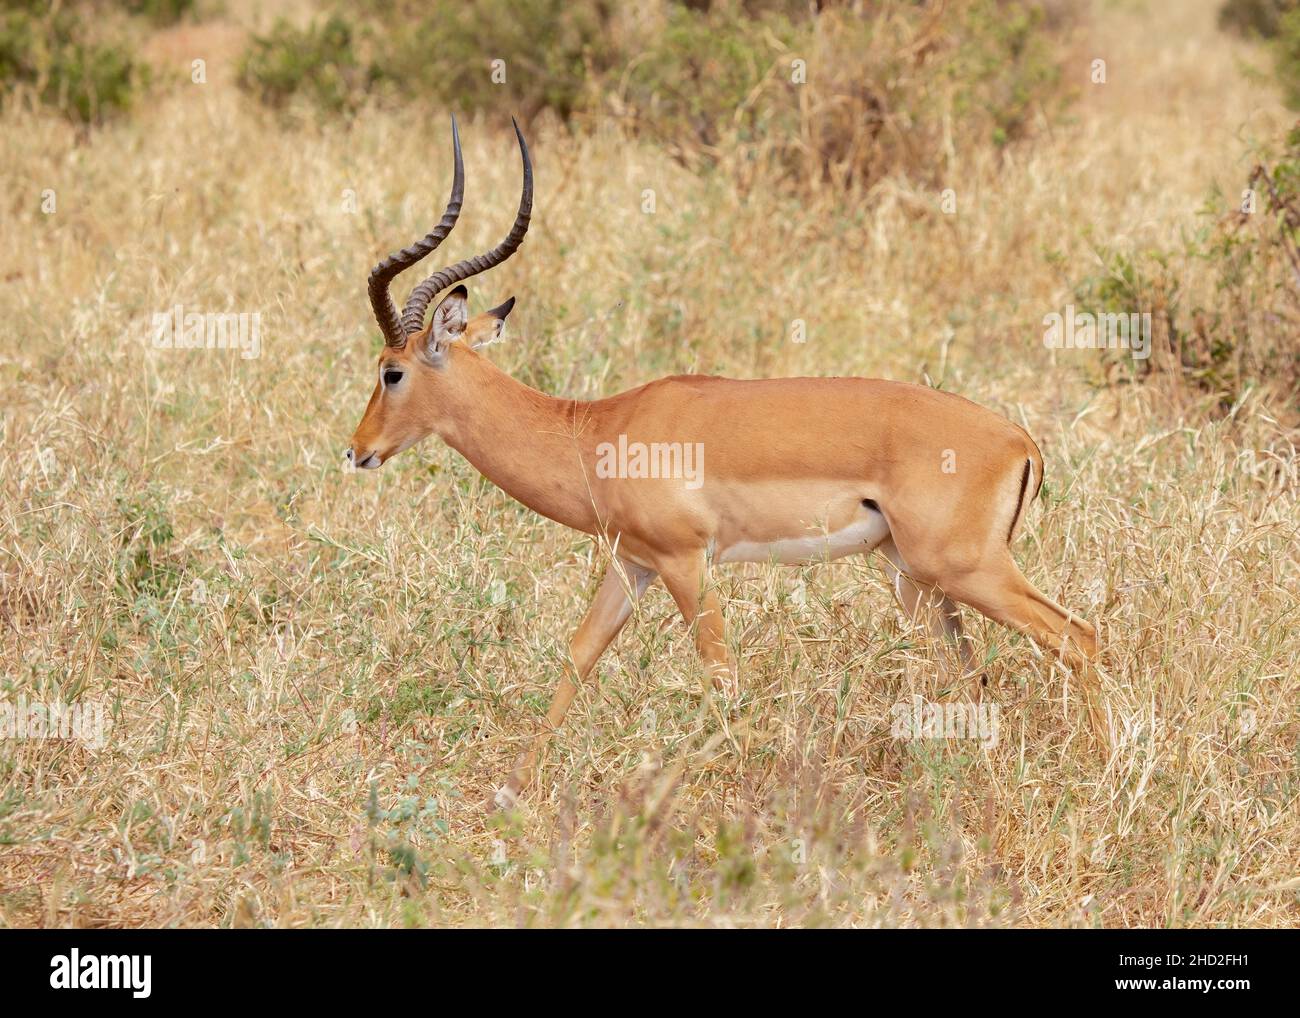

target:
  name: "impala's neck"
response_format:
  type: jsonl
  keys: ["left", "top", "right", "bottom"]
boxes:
{"left": 431, "top": 344, "right": 599, "bottom": 533}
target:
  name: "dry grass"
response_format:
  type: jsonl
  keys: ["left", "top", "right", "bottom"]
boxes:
{"left": 1, "top": 0, "right": 1298, "bottom": 927}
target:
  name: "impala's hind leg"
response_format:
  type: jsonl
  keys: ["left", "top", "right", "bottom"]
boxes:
{"left": 944, "top": 554, "right": 1108, "bottom": 749}
{"left": 878, "top": 538, "right": 980, "bottom": 691}
{"left": 499, "top": 557, "right": 657, "bottom": 806}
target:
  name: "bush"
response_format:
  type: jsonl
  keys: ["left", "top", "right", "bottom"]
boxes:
{"left": 1219, "top": 0, "right": 1300, "bottom": 108}
{"left": 382, "top": 0, "right": 617, "bottom": 123}
{"left": 1074, "top": 125, "right": 1300, "bottom": 417}
{"left": 235, "top": 0, "right": 1075, "bottom": 190}
{"left": 122, "top": 0, "right": 196, "bottom": 28}
{"left": 237, "top": 16, "right": 369, "bottom": 115}
{"left": 1218, "top": 0, "right": 1299, "bottom": 37}
{"left": 1277, "top": 8, "right": 1300, "bottom": 107}
{"left": 668, "top": 0, "right": 1073, "bottom": 189}
{"left": 615, "top": 2, "right": 800, "bottom": 157}
{"left": 0, "top": 2, "right": 142, "bottom": 123}
{"left": 238, "top": 1, "right": 619, "bottom": 122}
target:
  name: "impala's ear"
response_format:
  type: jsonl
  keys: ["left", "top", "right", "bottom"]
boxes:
{"left": 466, "top": 296, "right": 515, "bottom": 350}
{"left": 424, "top": 285, "right": 469, "bottom": 361}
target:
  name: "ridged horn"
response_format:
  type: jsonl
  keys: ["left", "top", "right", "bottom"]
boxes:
{"left": 400, "top": 117, "right": 532, "bottom": 336}
{"left": 367, "top": 115, "right": 465, "bottom": 348}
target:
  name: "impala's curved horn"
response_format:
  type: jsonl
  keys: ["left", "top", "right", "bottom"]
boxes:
{"left": 367, "top": 115, "right": 465, "bottom": 348}
{"left": 401, "top": 117, "right": 532, "bottom": 336}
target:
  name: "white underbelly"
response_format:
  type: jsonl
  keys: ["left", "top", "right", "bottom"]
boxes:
{"left": 718, "top": 513, "right": 890, "bottom": 565}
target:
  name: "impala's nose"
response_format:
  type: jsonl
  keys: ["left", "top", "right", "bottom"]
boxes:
{"left": 347, "top": 446, "right": 381, "bottom": 470}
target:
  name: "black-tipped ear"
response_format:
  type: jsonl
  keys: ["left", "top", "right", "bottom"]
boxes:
{"left": 468, "top": 296, "right": 514, "bottom": 350}
{"left": 486, "top": 296, "right": 516, "bottom": 321}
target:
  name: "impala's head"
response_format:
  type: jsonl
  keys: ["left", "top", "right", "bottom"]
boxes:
{"left": 347, "top": 116, "right": 531, "bottom": 470}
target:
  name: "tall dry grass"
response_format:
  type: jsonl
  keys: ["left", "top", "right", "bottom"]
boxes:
{"left": 0, "top": 0, "right": 1297, "bottom": 926}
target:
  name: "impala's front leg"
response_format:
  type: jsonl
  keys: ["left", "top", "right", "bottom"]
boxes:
{"left": 657, "top": 550, "right": 737, "bottom": 697}
{"left": 499, "top": 557, "right": 656, "bottom": 805}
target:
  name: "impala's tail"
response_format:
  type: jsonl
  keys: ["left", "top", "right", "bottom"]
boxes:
{"left": 1006, "top": 444, "right": 1043, "bottom": 544}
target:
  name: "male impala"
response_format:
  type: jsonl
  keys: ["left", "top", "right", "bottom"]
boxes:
{"left": 347, "top": 118, "right": 1107, "bottom": 803}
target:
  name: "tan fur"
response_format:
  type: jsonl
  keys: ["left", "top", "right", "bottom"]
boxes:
{"left": 350, "top": 306, "right": 1107, "bottom": 801}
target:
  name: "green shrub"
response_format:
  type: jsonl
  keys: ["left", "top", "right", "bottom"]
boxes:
{"left": 238, "top": 1, "right": 618, "bottom": 122}
{"left": 950, "top": 0, "right": 1064, "bottom": 147}
{"left": 237, "top": 15, "right": 368, "bottom": 114}
{"left": 1218, "top": 0, "right": 1300, "bottom": 109}
{"left": 0, "top": 3, "right": 142, "bottom": 123}
{"left": 122, "top": 0, "right": 196, "bottom": 28}
{"left": 235, "top": 0, "right": 1075, "bottom": 189}
{"left": 1074, "top": 244, "right": 1180, "bottom": 385}
{"left": 618, "top": 3, "right": 799, "bottom": 155}
{"left": 1218, "top": 0, "right": 1299, "bottom": 37}
{"left": 1074, "top": 125, "right": 1300, "bottom": 416}
{"left": 382, "top": 0, "right": 616, "bottom": 122}
{"left": 1277, "top": 8, "right": 1300, "bottom": 107}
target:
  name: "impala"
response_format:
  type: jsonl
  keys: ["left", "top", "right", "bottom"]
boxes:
{"left": 347, "top": 118, "right": 1108, "bottom": 804}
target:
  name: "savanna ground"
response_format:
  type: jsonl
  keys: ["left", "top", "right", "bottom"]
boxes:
{"left": 1, "top": 0, "right": 1298, "bottom": 927}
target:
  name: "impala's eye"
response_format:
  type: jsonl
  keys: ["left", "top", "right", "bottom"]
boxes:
{"left": 383, "top": 369, "right": 403, "bottom": 387}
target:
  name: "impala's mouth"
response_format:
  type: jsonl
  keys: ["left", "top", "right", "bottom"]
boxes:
{"left": 346, "top": 447, "right": 383, "bottom": 470}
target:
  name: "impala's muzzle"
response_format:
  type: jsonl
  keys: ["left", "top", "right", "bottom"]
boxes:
{"left": 346, "top": 447, "right": 382, "bottom": 470}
